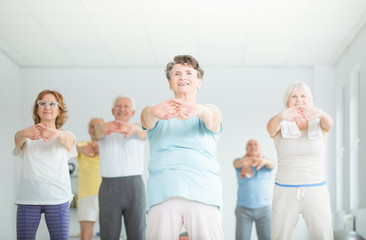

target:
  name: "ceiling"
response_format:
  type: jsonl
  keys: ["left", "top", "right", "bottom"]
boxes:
{"left": 0, "top": 0, "right": 366, "bottom": 68}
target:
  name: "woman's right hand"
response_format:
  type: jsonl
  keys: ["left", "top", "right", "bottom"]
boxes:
{"left": 267, "top": 106, "right": 305, "bottom": 137}
{"left": 20, "top": 125, "right": 43, "bottom": 140}
{"left": 151, "top": 99, "right": 181, "bottom": 120}
{"left": 15, "top": 125, "right": 47, "bottom": 148}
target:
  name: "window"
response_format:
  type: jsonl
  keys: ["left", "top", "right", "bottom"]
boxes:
{"left": 349, "top": 66, "right": 360, "bottom": 209}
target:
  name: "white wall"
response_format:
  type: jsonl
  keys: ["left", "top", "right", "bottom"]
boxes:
{"left": 0, "top": 51, "right": 21, "bottom": 240}
{"left": 334, "top": 23, "right": 366, "bottom": 236}
{"left": 19, "top": 65, "right": 337, "bottom": 240}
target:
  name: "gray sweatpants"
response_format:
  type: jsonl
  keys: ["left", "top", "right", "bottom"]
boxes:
{"left": 235, "top": 205, "right": 271, "bottom": 240}
{"left": 99, "top": 175, "right": 146, "bottom": 240}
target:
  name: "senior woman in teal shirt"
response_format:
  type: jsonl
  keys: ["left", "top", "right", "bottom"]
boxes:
{"left": 141, "top": 55, "right": 224, "bottom": 240}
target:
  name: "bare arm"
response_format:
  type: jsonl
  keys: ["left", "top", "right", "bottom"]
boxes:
{"left": 95, "top": 121, "right": 147, "bottom": 140}
{"left": 131, "top": 123, "right": 147, "bottom": 140}
{"left": 233, "top": 155, "right": 251, "bottom": 169}
{"left": 140, "top": 106, "right": 161, "bottom": 130}
{"left": 14, "top": 125, "right": 45, "bottom": 149}
{"left": 197, "top": 105, "right": 222, "bottom": 133}
{"left": 56, "top": 130, "right": 75, "bottom": 152}
{"left": 318, "top": 109, "right": 334, "bottom": 132}
{"left": 266, "top": 114, "right": 283, "bottom": 138}
{"left": 175, "top": 101, "right": 222, "bottom": 133}
{"left": 301, "top": 106, "right": 334, "bottom": 132}
{"left": 37, "top": 124, "right": 75, "bottom": 152}
{"left": 95, "top": 123, "right": 106, "bottom": 141}
{"left": 251, "top": 156, "right": 274, "bottom": 170}
{"left": 267, "top": 106, "right": 305, "bottom": 138}
{"left": 14, "top": 131, "right": 28, "bottom": 149}
{"left": 15, "top": 125, "right": 75, "bottom": 152}
{"left": 233, "top": 157, "right": 243, "bottom": 168}
{"left": 141, "top": 99, "right": 181, "bottom": 130}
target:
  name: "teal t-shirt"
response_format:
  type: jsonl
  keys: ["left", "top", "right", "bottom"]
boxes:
{"left": 146, "top": 116, "right": 222, "bottom": 211}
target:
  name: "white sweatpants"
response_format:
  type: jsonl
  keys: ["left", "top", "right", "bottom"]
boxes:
{"left": 146, "top": 197, "right": 224, "bottom": 240}
{"left": 271, "top": 185, "right": 333, "bottom": 240}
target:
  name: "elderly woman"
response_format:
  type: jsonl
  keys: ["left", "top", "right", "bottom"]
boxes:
{"left": 13, "top": 90, "right": 77, "bottom": 240}
{"left": 266, "top": 82, "right": 334, "bottom": 240}
{"left": 141, "top": 55, "right": 224, "bottom": 239}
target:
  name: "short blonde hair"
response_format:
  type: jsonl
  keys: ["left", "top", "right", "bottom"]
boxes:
{"left": 283, "top": 82, "right": 313, "bottom": 108}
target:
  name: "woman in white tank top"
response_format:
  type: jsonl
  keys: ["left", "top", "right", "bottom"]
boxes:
{"left": 266, "top": 82, "right": 334, "bottom": 240}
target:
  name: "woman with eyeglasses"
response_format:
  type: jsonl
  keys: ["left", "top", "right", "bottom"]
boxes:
{"left": 13, "top": 89, "right": 77, "bottom": 240}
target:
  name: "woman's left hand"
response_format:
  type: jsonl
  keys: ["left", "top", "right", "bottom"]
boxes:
{"left": 176, "top": 100, "right": 200, "bottom": 120}
{"left": 301, "top": 106, "right": 320, "bottom": 120}
{"left": 35, "top": 123, "right": 59, "bottom": 142}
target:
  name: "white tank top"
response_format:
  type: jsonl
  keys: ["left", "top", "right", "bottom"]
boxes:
{"left": 274, "top": 129, "right": 327, "bottom": 185}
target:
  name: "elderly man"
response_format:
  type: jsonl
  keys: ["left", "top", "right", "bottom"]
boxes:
{"left": 233, "top": 139, "right": 274, "bottom": 240}
{"left": 95, "top": 96, "right": 146, "bottom": 240}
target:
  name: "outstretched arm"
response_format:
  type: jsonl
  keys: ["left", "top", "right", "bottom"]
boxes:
{"left": 266, "top": 106, "right": 304, "bottom": 138}
{"left": 318, "top": 110, "right": 333, "bottom": 132}
{"left": 176, "top": 101, "right": 222, "bottom": 133}
{"left": 251, "top": 156, "right": 274, "bottom": 170}
{"left": 140, "top": 99, "right": 181, "bottom": 130}
{"left": 266, "top": 114, "right": 282, "bottom": 138}
{"left": 302, "top": 106, "right": 334, "bottom": 132}
{"left": 14, "top": 124, "right": 75, "bottom": 152}
{"left": 14, "top": 125, "right": 41, "bottom": 149}
{"left": 131, "top": 123, "right": 147, "bottom": 140}
{"left": 196, "top": 105, "right": 222, "bottom": 133}
{"left": 233, "top": 157, "right": 243, "bottom": 169}
{"left": 95, "top": 121, "right": 147, "bottom": 140}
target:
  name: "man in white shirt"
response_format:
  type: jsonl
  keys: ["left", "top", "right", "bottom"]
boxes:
{"left": 95, "top": 96, "right": 147, "bottom": 240}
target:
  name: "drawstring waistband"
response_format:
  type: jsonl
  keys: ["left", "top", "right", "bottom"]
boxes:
{"left": 296, "top": 187, "right": 306, "bottom": 201}
{"left": 274, "top": 181, "right": 326, "bottom": 202}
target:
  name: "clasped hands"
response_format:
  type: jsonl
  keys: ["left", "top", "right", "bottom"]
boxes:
{"left": 102, "top": 121, "right": 134, "bottom": 137}
{"left": 240, "top": 155, "right": 266, "bottom": 178}
{"left": 21, "top": 123, "right": 61, "bottom": 142}
{"left": 281, "top": 105, "right": 320, "bottom": 122}
{"left": 152, "top": 98, "right": 200, "bottom": 120}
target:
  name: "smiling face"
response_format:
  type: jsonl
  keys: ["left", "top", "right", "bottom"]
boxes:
{"left": 112, "top": 97, "right": 135, "bottom": 122}
{"left": 168, "top": 64, "right": 202, "bottom": 96}
{"left": 287, "top": 87, "right": 310, "bottom": 108}
{"left": 37, "top": 93, "right": 60, "bottom": 122}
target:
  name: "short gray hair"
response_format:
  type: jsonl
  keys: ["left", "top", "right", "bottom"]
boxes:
{"left": 283, "top": 82, "right": 313, "bottom": 108}
{"left": 165, "top": 55, "right": 204, "bottom": 80}
{"left": 113, "top": 96, "right": 136, "bottom": 110}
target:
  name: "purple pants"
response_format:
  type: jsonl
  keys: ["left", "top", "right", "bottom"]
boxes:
{"left": 17, "top": 201, "right": 70, "bottom": 240}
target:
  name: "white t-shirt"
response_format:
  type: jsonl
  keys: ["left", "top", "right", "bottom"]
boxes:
{"left": 99, "top": 133, "right": 145, "bottom": 177}
{"left": 13, "top": 131, "right": 77, "bottom": 205}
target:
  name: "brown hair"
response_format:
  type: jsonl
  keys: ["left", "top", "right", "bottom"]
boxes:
{"left": 32, "top": 89, "right": 68, "bottom": 129}
{"left": 165, "top": 55, "right": 204, "bottom": 80}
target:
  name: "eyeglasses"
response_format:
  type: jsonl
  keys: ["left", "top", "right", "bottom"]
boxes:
{"left": 37, "top": 100, "right": 59, "bottom": 109}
